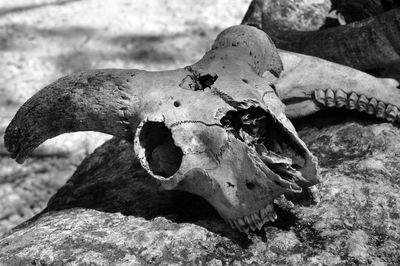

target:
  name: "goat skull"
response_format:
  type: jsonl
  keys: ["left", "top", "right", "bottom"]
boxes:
{"left": 4, "top": 25, "right": 319, "bottom": 233}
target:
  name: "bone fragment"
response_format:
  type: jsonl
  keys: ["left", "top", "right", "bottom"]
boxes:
{"left": 314, "top": 89, "right": 325, "bottom": 105}
{"left": 368, "top": 98, "right": 378, "bottom": 115}
{"left": 376, "top": 101, "right": 386, "bottom": 118}
{"left": 277, "top": 51, "right": 400, "bottom": 123}
{"left": 252, "top": 212, "right": 262, "bottom": 225}
{"left": 239, "top": 128, "right": 256, "bottom": 145}
{"left": 335, "top": 89, "right": 347, "bottom": 107}
{"left": 356, "top": 95, "right": 368, "bottom": 112}
{"left": 325, "top": 89, "right": 335, "bottom": 107}
{"left": 255, "top": 144, "right": 292, "bottom": 165}
{"left": 232, "top": 220, "right": 241, "bottom": 231}
{"left": 347, "top": 92, "right": 358, "bottom": 110}
{"left": 385, "top": 105, "right": 398, "bottom": 122}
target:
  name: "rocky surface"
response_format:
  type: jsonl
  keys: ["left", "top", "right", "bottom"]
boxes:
{"left": 252, "top": 0, "right": 331, "bottom": 31}
{"left": 0, "top": 110, "right": 399, "bottom": 265}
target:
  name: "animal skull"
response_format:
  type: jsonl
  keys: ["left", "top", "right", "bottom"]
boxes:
{"left": 5, "top": 25, "right": 319, "bottom": 233}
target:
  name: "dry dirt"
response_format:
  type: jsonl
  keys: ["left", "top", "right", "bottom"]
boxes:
{"left": 0, "top": 0, "right": 251, "bottom": 234}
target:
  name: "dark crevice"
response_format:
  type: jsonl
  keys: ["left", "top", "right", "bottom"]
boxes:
{"left": 282, "top": 97, "right": 310, "bottom": 105}
{"left": 210, "top": 87, "right": 242, "bottom": 109}
{"left": 269, "top": 83, "right": 276, "bottom": 93}
{"left": 220, "top": 106, "right": 308, "bottom": 190}
{"left": 138, "top": 121, "right": 183, "bottom": 178}
{"left": 169, "top": 119, "right": 222, "bottom": 129}
{"left": 182, "top": 67, "right": 218, "bottom": 91}
{"left": 227, "top": 182, "right": 235, "bottom": 188}
{"left": 269, "top": 69, "right": 280, "bottom": 78}
{"left": 271, "top": 203, "right": 298, "bottom": 230}
{"left": 245, "top": 182, "right": 255, "bottom": 190}
{"left": 220, "top": 107, "right": 304, "bottom": 158}
{"left": 198, "top": 73, "right": 218, "bottom": 89}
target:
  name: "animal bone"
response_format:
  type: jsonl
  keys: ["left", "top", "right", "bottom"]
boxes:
{"left": 4, "top": 25, "right": 319, "bottom": 233}
{"left": 275, "top": 50, "right": 400, "bottom": 122}
{"left": 243, "top": 0, "right": 400, "bottom": 71}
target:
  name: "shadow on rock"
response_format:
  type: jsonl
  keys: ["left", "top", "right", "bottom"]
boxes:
{"left": 292, "top": 108, "right": 387, "bottom": 131}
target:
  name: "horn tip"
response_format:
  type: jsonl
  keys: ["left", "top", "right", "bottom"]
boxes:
{"left": 4, "top": 123, "right": 29, "bottom": 164}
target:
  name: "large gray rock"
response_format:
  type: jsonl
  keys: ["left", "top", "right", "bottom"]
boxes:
{"left": 0, "top": 111, "right": 399, "bottom": 265}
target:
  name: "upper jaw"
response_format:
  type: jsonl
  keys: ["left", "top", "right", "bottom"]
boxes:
{"left": 219, "top": 105, "right": 319, "bottom": 233}
{"left": 225, "top": 204, "right": 277, "bottom": 233}
{"left": 221, "top": 105, "right": 319, "bottom": 189}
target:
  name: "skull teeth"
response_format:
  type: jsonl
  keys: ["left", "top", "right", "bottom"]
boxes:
{"left": 314, "top": 89, "right": 400, "bottom": 122}
{"left": 227, "top": 205, "right": 276, "bottom": 233}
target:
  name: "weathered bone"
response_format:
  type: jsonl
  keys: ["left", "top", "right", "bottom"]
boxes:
{"left": 335, "top": 90, "right": 346, "bottom": 106}
{"left": 4, "top": 25, "right": 319, "bottom": 233}
{"left": 276, "top": 50, "right": 400, "bottom": 122}
{"left": 357, "top": 95, "right": 368, "bottom": 112}
{"left": 243, "top": 0, "right": 400, "bottom": 71}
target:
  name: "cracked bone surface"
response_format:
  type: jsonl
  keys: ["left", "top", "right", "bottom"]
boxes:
{"left": 4, "top": 25, "right": 319, "bottom": 233}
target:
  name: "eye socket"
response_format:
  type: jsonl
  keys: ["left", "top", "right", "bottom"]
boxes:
{"left": 139, "top": 121, "right": 183, "bottom": 178}
{"left": 246, "top": 182, "right": 255, "bottom": 190}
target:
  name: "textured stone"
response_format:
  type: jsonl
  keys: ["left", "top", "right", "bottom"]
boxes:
{"left": 1, "top": 111, "right": 399, "bottom": 265}
{"left": 261, "top": 0, "right": 330, "bottom": 31}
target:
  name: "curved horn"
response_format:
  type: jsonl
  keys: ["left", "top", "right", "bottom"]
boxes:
{"left": 242, "top": 0, "right": 400, "bottom": 71}
{"left": 4, "top": 69, "right": 143, "bottom": 163}
{"left": 5, "top": 25, "right": 282, "bottom": 164}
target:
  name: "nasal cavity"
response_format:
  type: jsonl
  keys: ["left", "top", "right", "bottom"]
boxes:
{"left": 198, "top": 73, "right": 218, "bottom": 89}
{"left": 139, "top": 121, "right": 183, "bottom": 178}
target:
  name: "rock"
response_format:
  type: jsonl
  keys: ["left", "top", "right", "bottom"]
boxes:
{"left": 244, "top": 0, "right": 331, "bottom": 31}
{"left": 0, "top": 110, "right": 399, "bottom": 265}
